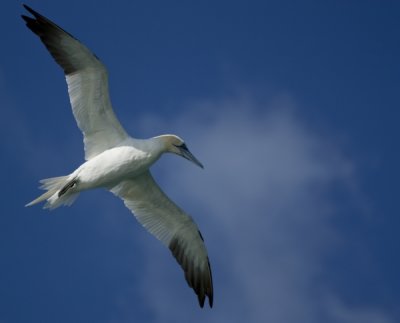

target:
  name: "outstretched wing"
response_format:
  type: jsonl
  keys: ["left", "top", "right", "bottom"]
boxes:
{"left": 111, "top": 171, "right": 214, "bottom": 308}
{"left": 22, "top": 5, "right": 128, "bottom": 160}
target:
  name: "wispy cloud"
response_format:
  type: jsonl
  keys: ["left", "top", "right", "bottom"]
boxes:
{"left": 125, "top": 93, "right": 394, "bottom": 323}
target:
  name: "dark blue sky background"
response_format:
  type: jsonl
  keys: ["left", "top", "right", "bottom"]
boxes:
{"left": 1, "top": 1, "right": 399, "bottom": 322}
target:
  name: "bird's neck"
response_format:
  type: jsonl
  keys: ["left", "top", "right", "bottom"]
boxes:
{"left": 128, "top": 136, "right": 167, "bottom": 156}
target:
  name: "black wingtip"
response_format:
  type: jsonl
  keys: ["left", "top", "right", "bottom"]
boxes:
{"left": 21, "top": 5, "right": 43, "bottom": 31}
{"left": 22, "top": 4, "right": 37, "bottom": 17}
{"left": 21, "top": 14, "right": 31, "bottom": 23}
{"left": 206, "top": 256, "right": 214, "bottom": 308}
{"left": 22, "top": 4, "right": 54, "bottom": 25}
{"left": 197, "top": 285, "right": 213, "bottom": 308}
{"left": 23, "top": 4, "right": 36, "bottom": 15}
{"left": 199, "top": 297, "right": 205, "bottom": 308}
{"left": 169, "top": 235, "right": 214, "bottom": 308}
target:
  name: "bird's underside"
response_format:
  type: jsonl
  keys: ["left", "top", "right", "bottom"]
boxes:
{"left": 22, "top": 4, "right": 213, "bottom": 308}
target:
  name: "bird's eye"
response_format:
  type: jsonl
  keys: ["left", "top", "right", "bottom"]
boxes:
{"left": 173, "top": 142, "right": 188, "bottom": 150}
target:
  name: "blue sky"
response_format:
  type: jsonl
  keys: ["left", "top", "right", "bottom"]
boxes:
{"left": 1, "top": 1, "right": 399, "bottom": 322}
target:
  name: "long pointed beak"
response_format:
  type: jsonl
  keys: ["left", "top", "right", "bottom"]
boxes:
{"left": 180, "top": 146, "right": 204, "bottom": 169}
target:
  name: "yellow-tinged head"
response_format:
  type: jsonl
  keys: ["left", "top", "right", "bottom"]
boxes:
{"left": 157, "top": 134, "right": 204, "bottom": 168}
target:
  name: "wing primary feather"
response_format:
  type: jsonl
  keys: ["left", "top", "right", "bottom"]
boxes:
{"left": 168, "top": 233, "right": 213, "bottom": 308}
{"left": 21, "top": 4, "right": 98, "bottom": 75}
{"left": 22, "top": 4, "right": 129, "bottom": 160}
{"left": 22, "top": 5, "right": 76, "bottom": 40}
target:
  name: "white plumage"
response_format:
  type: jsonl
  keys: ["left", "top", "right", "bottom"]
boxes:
{"left": 22, "top": 4, "right": 213, "bottom": 307}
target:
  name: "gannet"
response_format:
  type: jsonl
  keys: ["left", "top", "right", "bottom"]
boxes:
{"left": 22, "top": 4, "right": 213, "bottom": 308}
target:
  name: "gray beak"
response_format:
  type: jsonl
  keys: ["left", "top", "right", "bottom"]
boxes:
{"left": 179, "top": 144, "right": 204, "bottom": 169}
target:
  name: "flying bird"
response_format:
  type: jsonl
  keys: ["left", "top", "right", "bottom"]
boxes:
{"left": 21, "top": 4, "right": 213, "bottom": 308}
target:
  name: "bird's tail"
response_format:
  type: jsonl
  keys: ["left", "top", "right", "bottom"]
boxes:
{"left": 26, "top": 176, "right": 79, "bottom": 210}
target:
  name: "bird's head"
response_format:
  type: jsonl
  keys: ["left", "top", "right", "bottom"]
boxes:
{"left": 158, "top": 134, "right": 204, "bottom": 169}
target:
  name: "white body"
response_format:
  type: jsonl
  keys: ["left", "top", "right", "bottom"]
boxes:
{"left": 72, "top": 139, "right": 163, "bottom": 191}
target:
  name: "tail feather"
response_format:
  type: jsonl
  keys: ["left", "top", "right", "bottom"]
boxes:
{"left": 39, "top": 176, "right": 69, "bottom": 191}
{"left": 26, "top": 176, "right": 79, "bottom": 209}
{"left": 26, "top": 189, "right": 57, "bottom": 207}
{"left": 44, "top": 191, "right": 79, "bottom": 210}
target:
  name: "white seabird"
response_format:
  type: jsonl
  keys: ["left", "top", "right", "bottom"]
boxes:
{"left": 22, "top": 4, "right": 213, "bottom": 308}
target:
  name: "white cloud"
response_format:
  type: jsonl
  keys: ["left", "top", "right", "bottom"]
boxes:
{"left": 124, "top": 93, "right": 394, "bottom": 323}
